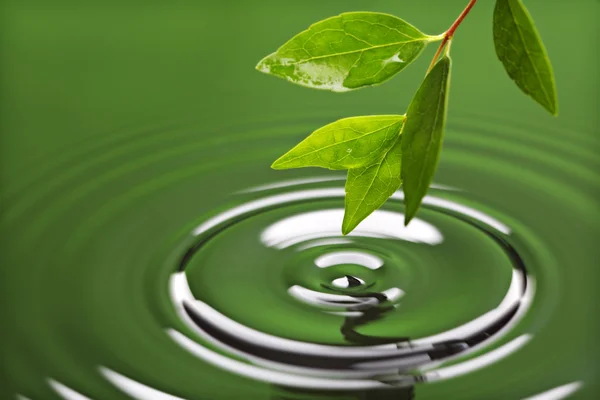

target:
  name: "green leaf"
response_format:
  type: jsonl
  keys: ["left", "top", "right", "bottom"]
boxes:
{"left": 256, "top": 12, "right": 440, "bottom": 92}
{"left": 401, "top": 55, "right": 452, "bottom": 226}
{"left": 342, "top": 138, "right": 403, "bottom": 235}
{"left": 493, "top": 0, "right": 558, "bottom": 116}
{"left": 271, "top": 115, "right": 405, "bottom": 170}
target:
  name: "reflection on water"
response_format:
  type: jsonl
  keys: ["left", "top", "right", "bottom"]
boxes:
{"left": 261, "top": 209, "right": 444, "bottom": 248}
{"left": 4, "top": 113, "right": 595, "bottom": 399}
{"left": 6, "top": 168, "right": 589, "bottom": 399}
{"left": 3, "top": 0, "right": 597, "bottom": 396}
{"left": 164, "top": 178, "right": 548, "bottom": 399}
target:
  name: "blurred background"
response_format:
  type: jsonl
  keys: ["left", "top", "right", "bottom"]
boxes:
{"left": 1, "top": 0, "right": 598, "bottom": 399}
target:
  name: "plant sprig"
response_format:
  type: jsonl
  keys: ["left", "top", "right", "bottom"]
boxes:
{"left": 257, "top": 0, "right": 558, "bottom": 234}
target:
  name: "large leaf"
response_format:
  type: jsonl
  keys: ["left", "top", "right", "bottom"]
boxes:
{"left": 401, "top": 55, "right": 452, "bottom": 225}
{"left": 342, "top": 139, "right": 403, "bottom": 235}
{"left": 272, "top": 115, "right": 404, "bottom": 170}
{"left": 493, "top": 0, "right": 558, "bottom": 116}
{"left": 256, "top": 12, "right": 439, "bottom": 92}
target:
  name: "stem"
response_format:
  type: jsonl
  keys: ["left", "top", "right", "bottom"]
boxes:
{"left": 427, "top": 0, "right": 477, "bottom": 72}
{"left": 428, "top": 37, "right": 451, "bottom": 73}
{"left": 446, "top": 0, "right": 478, "bottom": 39}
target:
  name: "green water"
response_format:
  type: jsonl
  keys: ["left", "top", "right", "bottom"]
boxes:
{"left": 1, "top": 1, "right": 599, "bottom": 399}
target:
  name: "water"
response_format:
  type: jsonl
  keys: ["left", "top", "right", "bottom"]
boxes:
{"left": 1, "top": 1, "right": 598, "bottom": 399}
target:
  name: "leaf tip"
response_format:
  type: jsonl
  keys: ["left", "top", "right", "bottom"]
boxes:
{"left": 341, "top": 215, "right": 356, "bottom": 236}
{"left": 341, "top": 223, "right": 356, "bottom": 236}
{"left": 270, "top": 159, "right": 285, "bottom": 170}
{"left": 542, "top": 96, "right": 559, "bottom": 117}
{"left": 255, "top": 53, "right": 274, "bottom": 74}
{"left": 255, "top": 61, "right": 267, "bottom": 73}
{"left": 341, "top": 221, "right": 350, "bottom": 236}
{"left": 403, "top": 202, "right": 416, "bottom": 226}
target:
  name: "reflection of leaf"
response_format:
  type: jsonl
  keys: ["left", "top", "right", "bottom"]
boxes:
{"left": 272, "top": 115, "right": 404, "bottom": 170}
{"left": 401, "top": 55, "right": 452, "bottom": 225}
{"left": 343, "top": 139, "right": 402, "bottom": 235}
{"left": 493, "top": 0, "right": 558, "bottom": 115}
{"left": 257, "top": 12, "right": 439, "bottom": 92}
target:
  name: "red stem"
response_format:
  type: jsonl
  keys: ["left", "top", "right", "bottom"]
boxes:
{"left": 428, "top": 0, "right": 477, "bottom": 72}
{"left": 446, "top": 0, "right": 478, "bottom": 39}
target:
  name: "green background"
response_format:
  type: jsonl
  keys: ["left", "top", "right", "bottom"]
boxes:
{"left": 1, "top": 0, "right": 598, "bottom": 399}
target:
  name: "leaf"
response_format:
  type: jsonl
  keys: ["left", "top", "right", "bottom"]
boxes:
{"left": 342, "top": 138, "right": 403, "bottom": 235}
{"left": 256, "top": 12, "right": 440, "bottom": 92}
{"left": 493, "top": 0, "right": 558, "bottom": 116}
{"left": 272, "top": 115, "right": 405, "bottom": 170}
{"left": 401, "top": 54, "right": 452, "bottom": 226}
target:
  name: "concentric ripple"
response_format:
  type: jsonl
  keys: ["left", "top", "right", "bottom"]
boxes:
{"left": 1, "top": 114, "right": 596, "bottom": 399}
{"left": 168, "top": 178, "right": 534, "bottom": 394}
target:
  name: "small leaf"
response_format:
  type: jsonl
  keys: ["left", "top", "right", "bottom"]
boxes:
{"left": 493, "top": 0, "right": 558, "bottom": 116}
{"left": 342, "top": 138, "right": 402, "bottom": 235}
{"left": 256, "top": 12, "right": 439, "bottom": 92}
{"left": 272, "top": 115, "right": 405, "bottom": 170}
{"left": 401, "top": 55, "right": 452, "bottom": 226}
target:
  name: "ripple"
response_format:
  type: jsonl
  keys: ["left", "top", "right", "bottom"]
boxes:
{"left": 169, "top": 178, "right": 534, "bottom": 393}
{"left": 2, "top": 114, "right": 595, "bottom": 399}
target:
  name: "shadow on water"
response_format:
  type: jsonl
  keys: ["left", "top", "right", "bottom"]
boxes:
{"left": 272, "top": 284, "right": 417, "bottom": 400}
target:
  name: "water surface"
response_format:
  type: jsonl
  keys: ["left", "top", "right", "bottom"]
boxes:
{"left": 1, "top": 1, "right": 598, "bottom": 399}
